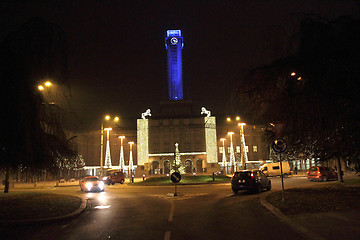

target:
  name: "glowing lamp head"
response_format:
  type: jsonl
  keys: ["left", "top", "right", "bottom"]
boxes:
{"left": 44, "top": 81, "right": 52, "bottom": 87}
{"left": 105, "top": 115, "right": 110, "bottom": 121}
{"left": 38, "top": 85, "right": 44, "bottom": 91}
{"left": 114, "top": 117, "right": 119, "bottom": 122}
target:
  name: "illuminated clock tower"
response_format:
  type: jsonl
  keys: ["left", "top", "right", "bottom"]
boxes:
{"left": 165, "top": 30, "right": 184, "bottom": 100}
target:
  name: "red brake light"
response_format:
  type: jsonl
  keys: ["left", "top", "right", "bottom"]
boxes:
{"left": 317, "top": 171, "right": 320, "bottom": 174}
{"left": 251, "top": 172, "right": 254, "bottom": 178}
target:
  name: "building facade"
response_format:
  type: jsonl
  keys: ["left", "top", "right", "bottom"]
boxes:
{"left": 136, "top": 114, "right": 219, "bottom": 176}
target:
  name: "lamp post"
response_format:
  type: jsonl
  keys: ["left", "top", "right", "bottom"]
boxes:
{"left": 128, "top": 141, "right": 134, "bottom": 177}
{"left": 100, "top": 115, "right": 119, "bottom": 176}
{"left": 220, "top": 138, "right": 227, "bottom": 174}
{"left": 118, "top": 136, "right": 125, "bottom": 172}
{"left": 228, "top": 132, "right": 235, "bottom": 173}
{"left": 104, "top": 127, "right": 113, "bottom": 169}
{"left": 238, "top": 123, "right": 248, "bottom": 170}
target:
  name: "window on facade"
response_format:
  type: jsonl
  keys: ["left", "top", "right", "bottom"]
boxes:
{"left": 228, "top": 147, "right": 231, "bottom": 153}
{"left": 245, "top": 146, "right": 249, "bottom": 152}
{"left": 219, "top": 147, "right": 223, "bottom": 153}
{"left": 253, "top": 146, "right": 258, "bottom": 152}
{"left": 236, "top": 146, "right": 240, "bottom": 153}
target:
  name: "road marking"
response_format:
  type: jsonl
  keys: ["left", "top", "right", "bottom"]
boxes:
{"left": 164, "top": 231, "right": 171, "bottom": 240}
{"left": 168, "top": 202, "right": 175, "bottom": 222}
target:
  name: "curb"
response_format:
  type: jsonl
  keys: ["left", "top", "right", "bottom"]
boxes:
{"left": 260, "top": 195, "right": 325, "bottom": 240}
{"left": 0, "top": 197, "right": 87, "bottom": 226}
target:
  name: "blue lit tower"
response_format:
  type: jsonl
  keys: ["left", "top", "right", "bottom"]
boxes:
{"left": 165, "top": 30, "right": 184, "bottom": 100}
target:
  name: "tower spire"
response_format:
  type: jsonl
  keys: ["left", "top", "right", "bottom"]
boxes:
{"left": 165, "top": 30, "right": 184, "bottom": 100}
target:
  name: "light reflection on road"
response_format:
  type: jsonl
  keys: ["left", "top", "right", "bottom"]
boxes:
{"left": 86, "top": 191, "right": 112, "bottom": 209}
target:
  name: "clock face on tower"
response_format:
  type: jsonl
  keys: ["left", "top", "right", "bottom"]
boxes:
{"left": 170, "top": 37, "right": 178, "bottom": 45}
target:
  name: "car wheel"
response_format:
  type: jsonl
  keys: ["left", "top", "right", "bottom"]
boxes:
{"left": 266, "top": 181, "right": 272, "bottom": 191}
{"left": 322, "top": 176, "right": 327, "bottom": 182}
{"left": 256, "top": 184, "right": 262, "bottom": 194}
{"left": 120, "top": 179, "right": 125, "bottom": 184}
{"left": 112, "top": 182, "right": 115, "bottom": 185}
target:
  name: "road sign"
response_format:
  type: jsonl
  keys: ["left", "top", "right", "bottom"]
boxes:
{"left": 272, "top": 121, "right": 287, "bottom": 137}
{"left": 170, "top": 172, "right": 181, "bottom": 183}
{"left": 272, "top": 139, "right": 287, "bottom": 153}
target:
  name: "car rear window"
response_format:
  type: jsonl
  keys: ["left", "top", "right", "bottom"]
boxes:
{"left": 234, "top": 172, "right": 252, "bottom": 178}
{"left": 309, "top": 167, "right": 318, "bottom": 171}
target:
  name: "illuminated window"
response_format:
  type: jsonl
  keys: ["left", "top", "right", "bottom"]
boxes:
{"left": 253, "top": 146, "right": 258, "bottom": 152}
{"left": 245, "top": 146, "right": 249, "bottom": 152}
{"left": 236, "top": 146, "right": 240, "bottom": 153}
{"left": 219, "top": 147, "right": 224, "bottom": 153}
{"left": 228, "top": 147, "right": 231, "bottom": 153}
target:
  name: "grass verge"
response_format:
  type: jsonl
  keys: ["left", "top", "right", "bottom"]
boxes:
{"left": 0, "top": 192, "right": 82, "bottom": 221}
{"left": 132, "top": 174, "right": 231, "bottom": 185}
{"left": 266, "top": 178, "right": 360, "bottom": 215}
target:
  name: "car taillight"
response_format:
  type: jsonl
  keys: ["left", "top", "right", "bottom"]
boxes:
{"left": 251, "top": 172, "right": 254, "bottom": 178}
{"left": 317, "top": 171, "right": 321, "bottom": 174}
{"left": 232, "top": 173, "right": 235, "bottom": 178}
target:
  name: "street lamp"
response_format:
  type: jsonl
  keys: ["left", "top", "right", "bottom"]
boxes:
{"left": 220, "top": 138, "right": 227, "bottom": 174}
{"left": 100, "top": 115, "right": 119, "bottom": 175}
{"left": 104, "top": 127, "right": 113, "bottom": 169}
{"left": 238, "top": 123, "right": 248, "bottom": 170}
{"left": 228, "top": 132, "right": 235, "bottom": 173}
{"left": 118, "top": 136, "right": 125, "bottom": 172}
{"left": 128, "top": 141, "right": 134, "bottom": 177}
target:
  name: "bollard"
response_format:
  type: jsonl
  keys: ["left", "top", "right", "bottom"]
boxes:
{"left": 212, "top": 172, "right": 215, "bottom": 182}
{"left": 142, "top": 175, "right": 145, "bottom": 181}
{"left": 131, "top": 175, "right": 134, "bottom": 183}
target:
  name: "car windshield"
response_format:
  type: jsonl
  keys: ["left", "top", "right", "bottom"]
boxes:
{"left": 85, "top": 177, "right": 99, "bottom": 182}
{"left": 309, "top": 167, "right": 318, "bottom": 171}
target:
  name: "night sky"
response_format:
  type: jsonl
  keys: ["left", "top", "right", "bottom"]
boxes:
{"left": 1, "top": 0, "right": 359, "bottom": 129}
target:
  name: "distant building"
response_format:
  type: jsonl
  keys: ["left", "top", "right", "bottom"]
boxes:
{"left": 77, "top": 29, "right": 270, "bottom": 177}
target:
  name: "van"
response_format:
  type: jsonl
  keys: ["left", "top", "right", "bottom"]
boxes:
{"left": 260, "top": 162, "right": 292, "bottom": 177}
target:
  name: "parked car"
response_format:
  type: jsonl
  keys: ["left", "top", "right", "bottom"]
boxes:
{"left": 80, "top": 176, "right": 105, "bottom": 192}
{"left": 103, "top": 171, "right": 125, "bottom": 185}
{"left": 260, "top": 162, "right": 292, "bottom": 177}
{"left": 307, "top": 166, "right": 338, "bottom": 181}
{"left": 231, "top": 170, "right": 271, "bottom": 194}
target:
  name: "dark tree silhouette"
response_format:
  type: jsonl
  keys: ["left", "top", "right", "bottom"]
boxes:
{"left": 0, "top": 18, "right": 77, "bottom": 192}
{"left": 232, "top": 16, "right": 360, "bottom": 181}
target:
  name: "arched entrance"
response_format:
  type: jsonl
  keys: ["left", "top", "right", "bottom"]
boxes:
{"left": 163, "top": 160, "right": 171, "bottom": 175}
{"left": 151, "top": 160, "right": 160, "bottom": 175}
{"left": 185, "top": 159, "right": 193, "bottom": 174}
{"left": 196, "top": 159, "right": 203, "bottom": 173}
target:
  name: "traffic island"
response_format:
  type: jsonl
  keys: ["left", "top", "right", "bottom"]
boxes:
{"left": 0, "top": 192, "right": 86, "bottom": 225}
{"left": 262, "top": 178, "right": 360, "bottom": 240}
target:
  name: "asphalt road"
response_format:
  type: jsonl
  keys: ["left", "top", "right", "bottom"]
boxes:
{"left": 2, "top": 176, "right": 316, "bottom": 240}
